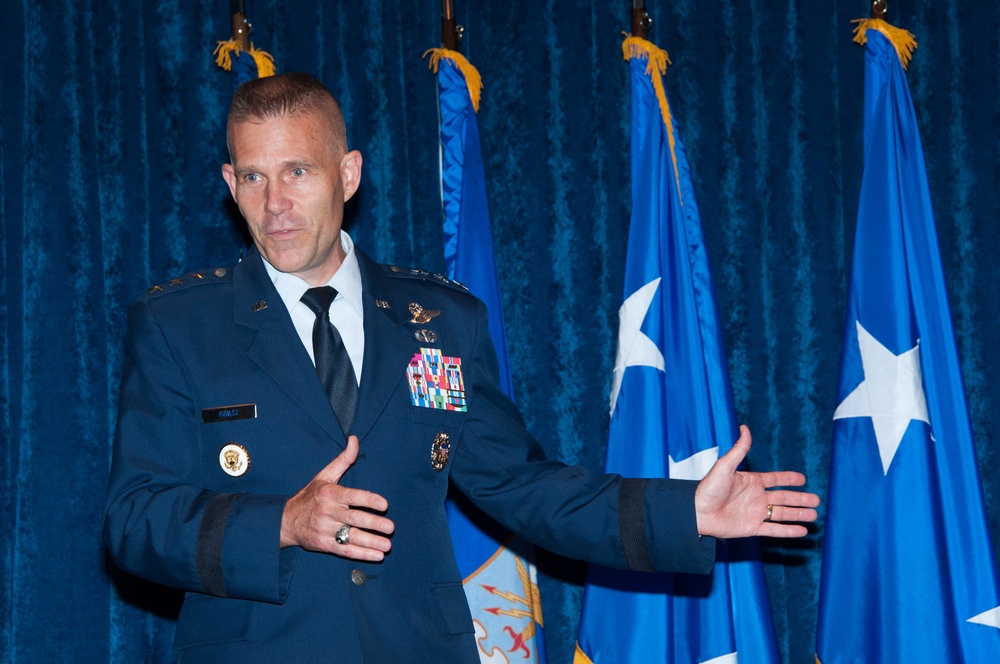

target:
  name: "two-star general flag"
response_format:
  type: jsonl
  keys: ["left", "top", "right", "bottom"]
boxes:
{"left": 425, "top": 48, "right": 547, "bottom": 663}
{"left": 816, "top": 20, "right": 1000, "bottom": 663}
{"left": 574, "top": 36, "right": 778, "bottom": 664}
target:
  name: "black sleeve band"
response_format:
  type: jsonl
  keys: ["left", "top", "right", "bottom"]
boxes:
{"left": 618, "top": 479, "right": 655, "bottom": 571}
{"left": 196, "top": 493, "right": 238, "bottom": 596}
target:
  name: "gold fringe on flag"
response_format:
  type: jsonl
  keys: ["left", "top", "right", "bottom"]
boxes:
{"left": 212, "top": 40, "right": 276, "bottom": 78}
{"left": 423, "top": 48, "right": 483, "bottom": 113}
{"left": 573, "top": 644, "right": 597, "bottom": 664}
{"left": 851, "top": 18, "right": 918, "bottom": 69}
{"left": 622, "top": 35, "right": 682, "bottom": 204}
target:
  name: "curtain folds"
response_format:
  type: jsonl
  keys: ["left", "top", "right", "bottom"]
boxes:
{"left": 2, "top": 2, "right": 998, "bottom": 662}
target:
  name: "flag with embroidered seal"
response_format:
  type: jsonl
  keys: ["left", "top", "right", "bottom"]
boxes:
{"left": 425, "top": 47, "right": 547, "bottom": 663}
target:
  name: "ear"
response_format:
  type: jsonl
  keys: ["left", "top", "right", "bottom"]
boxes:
{"left": 221, "top": 164, "right": 238, "bottom": 201}
{"left": 340, "top": 150, "right": 363, "bottom": 202}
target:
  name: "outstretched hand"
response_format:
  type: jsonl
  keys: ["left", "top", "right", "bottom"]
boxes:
{"left": 280, "top": 435, "right": 394, "bottom": 561}
{"left": 695, "top": 425, "right": 819, "bottom": 539}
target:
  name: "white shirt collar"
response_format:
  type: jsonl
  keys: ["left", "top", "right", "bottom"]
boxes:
{"left": 262, "top": 231, "right": 364, "bottom": 315}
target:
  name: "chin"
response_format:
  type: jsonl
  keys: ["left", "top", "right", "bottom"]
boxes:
{"left": 261, "top": 249, "right": 308, "bottom": 275}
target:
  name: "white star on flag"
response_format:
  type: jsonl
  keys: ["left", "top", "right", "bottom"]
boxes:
{"left": 702, "top": 652, "right": 738, "bottom": 664}
{"left": 609, "top": 278, "right": 664, "bottom": 415}
{"left": 968, "top": 606, "right": 1000, "bottom": 629}
{"left": 833, "top": 320, "right": 930, "bottom": 475}
{"left": 669, "top": 446, "right": 719, "bottom": 481}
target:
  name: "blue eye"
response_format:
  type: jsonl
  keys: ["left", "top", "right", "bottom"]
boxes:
{"left": 291, "top": 168, "right": 306, "bottom": 177}
{"left": 244, "top": 173, "right": 260, "bottom": 183}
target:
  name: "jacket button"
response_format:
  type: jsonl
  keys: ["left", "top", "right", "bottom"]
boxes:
{"left": 351, "top": 569, "right": 366, "bottom": 586}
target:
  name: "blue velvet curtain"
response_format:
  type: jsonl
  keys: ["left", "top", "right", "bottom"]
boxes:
{"left": 2, "top": 1, "right": 998, "bottom": 662}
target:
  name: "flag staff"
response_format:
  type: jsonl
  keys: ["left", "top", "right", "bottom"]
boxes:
{"left": 441, "top": 0, "right": 464, "bottom": 50}
{"left": 631, "top": 0, "right": 652, "bottom": 39}
{"left": 230, "top": 0, "right": 251, "bottom": 50}
{"left": 871, "top": 0, "right": 887, "bottom": 20}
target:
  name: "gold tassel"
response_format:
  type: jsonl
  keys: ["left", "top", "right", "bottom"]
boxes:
{"left": 622, "top": 35, "right": 682, "bottom": 204}
{"left": 851, "top": 18, "right": 918, "bottom": 69}
{"left": 213, "top": 40, "right": 276, "bottom": 78}
{"left": 423, "top": 48, "right": 483, "bottom": 113}
{"left": 213, "top": 40, "right": 241, "bottom": 71}
{"left": 573, "top": 644, "right": 597, "bottom": 664}
{"left": 249, "top": 45, "right": 276, "bottom": 78}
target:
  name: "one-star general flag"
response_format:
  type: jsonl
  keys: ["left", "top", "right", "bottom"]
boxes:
{"left": 816, "top": 20, "right": 1000, "bottom": 663}
{"left": 575, "top": 36, "right": 778, "bottom": 664}
{"left": 425, "top": 48, "right": 547, "bottom": 662}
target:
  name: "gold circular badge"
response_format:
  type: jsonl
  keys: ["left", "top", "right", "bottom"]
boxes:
{"left": 219, "top": 443, "right": 250, "bottom": 477}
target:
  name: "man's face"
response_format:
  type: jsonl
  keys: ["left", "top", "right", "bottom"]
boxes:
{"left": 222, "top": 112, "right": 362, "bottom": 285}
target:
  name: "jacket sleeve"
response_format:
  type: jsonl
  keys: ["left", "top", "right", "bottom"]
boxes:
{"left": 449, "top": 300, "right": 716, "bottom": 575}
{"left": 103, "top": 298, "right": 296, "bottom": 603}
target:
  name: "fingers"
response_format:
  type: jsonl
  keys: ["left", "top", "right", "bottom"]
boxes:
{"left": 323, "top": 483, "right": 389, "bottom": 515}
{"left": 754, "top": 470, "right": 807, "bottom": 489}
{"left": 765, "top": 488, "right": 821, "bottom": 510}
{"left": 758, "top": 522, "right": 810, "bottom": 538}
{"left": 319, "top": 485, "right": 394, "bottom": 535}
{"left": 765, "top": 503, "right": 818, "bottom": 525}
{"left": 757, "top": 491, "right": 820, "bottom": 538}
{"left": 330, "top": 526, "right": 393, "bottom": 562}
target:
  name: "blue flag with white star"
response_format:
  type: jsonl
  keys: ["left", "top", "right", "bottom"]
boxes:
{"left": 816, "top": 23, "right": 1000, "bottom": 663}
{"left": 575, "top": 37, "right": 778, "bottom": 664}
{"left": 428, "top": 49, "right": 547, "bottom": 662}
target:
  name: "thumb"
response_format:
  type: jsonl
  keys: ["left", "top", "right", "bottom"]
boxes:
{"left": 314, "top": 435, "right": 360, "bottom": 484}
{"left": 714, "top": 424, "right": 751, "bottom": 475}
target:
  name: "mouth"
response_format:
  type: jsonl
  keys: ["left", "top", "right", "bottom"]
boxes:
{"left": 266, "top": 227, "right": 302, "bottom": 240}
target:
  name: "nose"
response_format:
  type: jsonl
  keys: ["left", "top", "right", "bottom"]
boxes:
{"left": 264, "top": 181, "right": 292, "bottom": 216}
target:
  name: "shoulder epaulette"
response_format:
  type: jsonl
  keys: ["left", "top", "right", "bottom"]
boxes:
{"left": 384, "top": 264, "right": 469, "bottom": 293}
{"left": 143, "top": 267, "right": 231, "bottom": 298}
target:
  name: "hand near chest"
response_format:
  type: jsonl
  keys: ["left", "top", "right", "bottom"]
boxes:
{"left": 279, "top": 435, "right": 395, "bottom": 561}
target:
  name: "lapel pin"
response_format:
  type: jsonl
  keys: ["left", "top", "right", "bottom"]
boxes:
{"left": 376, "top": 299, "right": 391, "bottom": 309}
{"left": 251, "top": 300, "right": 268, "bottom": 312}
{"left": 415, "top": 329, "right": 437, "bottom": 343}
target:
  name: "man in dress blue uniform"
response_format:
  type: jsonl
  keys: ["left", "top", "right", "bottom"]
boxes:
{"left": 103, "top": 73, "right": 819, "bottom": 662}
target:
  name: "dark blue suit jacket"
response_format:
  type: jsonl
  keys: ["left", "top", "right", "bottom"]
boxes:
{"left": 104, "top": 246, "right": 714, "bottom": 662}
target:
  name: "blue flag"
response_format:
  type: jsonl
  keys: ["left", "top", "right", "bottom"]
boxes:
{"left": 816, "top": 22, "right": 1000, "bottom": 663}
{"left": 575, "top": 37, "right": 778, "bottom": 664}
{"left": 427, "top": 49, "right": 546, "bottom": 662}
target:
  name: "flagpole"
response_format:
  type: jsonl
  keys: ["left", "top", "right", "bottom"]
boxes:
{"left": 441, "top": 0, "right": 462, "bottom": 50}
{"left": 631, "top": 0, "right": 651, "bottom": 39}
{"left": 426, "top": 10, "right": 547, "bottom": 659}
{"left": 230, "top": 0, "right": 251, "bottom": 50}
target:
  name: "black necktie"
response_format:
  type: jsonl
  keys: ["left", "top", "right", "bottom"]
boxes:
{"left": 301, "top": 286, "right": 358, "bottom": 434}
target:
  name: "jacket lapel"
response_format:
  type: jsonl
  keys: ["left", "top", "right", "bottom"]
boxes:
{"left": 232, "top": 248, "right": 345, "bottom": 444}
{"left": 351, "top": 251, "right": 418, "bottom": 440}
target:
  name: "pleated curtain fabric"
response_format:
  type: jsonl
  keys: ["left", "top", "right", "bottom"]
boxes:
{"left": 3, "top": 2, "right": 1000, "bottom": 663}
